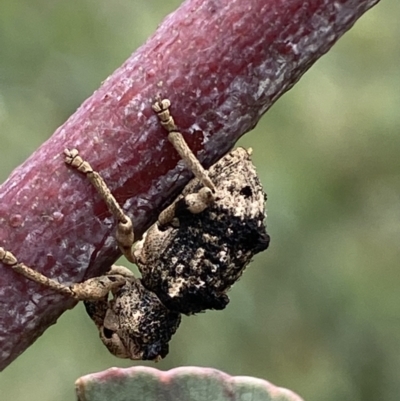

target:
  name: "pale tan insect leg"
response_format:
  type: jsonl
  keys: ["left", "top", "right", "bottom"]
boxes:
{"left": 0, "top": 247, "right": 78, "bottom": 297}
{"left": 152, "top": 98, "right": 216, "bottom": 225}
{"left": 0, "top": 247, "right": 127, "bottom": 300}
{"left": 152, "top": 98, "right": 216, "bottom": 193}
{"left": 64, "top": 148, "right": 136, "bottom": 263}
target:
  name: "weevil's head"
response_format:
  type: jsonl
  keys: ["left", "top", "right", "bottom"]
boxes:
{"left": 86, "top": 278, "right": 181, "bottom": 361}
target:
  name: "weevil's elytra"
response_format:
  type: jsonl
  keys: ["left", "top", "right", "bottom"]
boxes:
{"left": 0, "top": 98, "right": 270, "bottom": 361}
{"left": 135, "top": 147, "right": 270, "bottom": 315}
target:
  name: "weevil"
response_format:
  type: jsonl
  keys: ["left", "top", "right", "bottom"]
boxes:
{"left": 0, "top": 98, "right": 269, "bottom": 360}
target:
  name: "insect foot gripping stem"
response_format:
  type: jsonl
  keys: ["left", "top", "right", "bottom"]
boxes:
{"left": 64, "top": 148, "right": 136, "bottom": 263}
{"left": 135, "top": 147, "right": 270, "bottom": 315}
{"left": 152, "top": 98, "right": 216, "bottom": 193}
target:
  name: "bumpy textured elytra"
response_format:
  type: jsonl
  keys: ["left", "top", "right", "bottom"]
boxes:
{"left": 136, "top": 147, "right": 270, "bottom": 314}
{"left": 0, "top": 98, "right": 269, "bottom": 361}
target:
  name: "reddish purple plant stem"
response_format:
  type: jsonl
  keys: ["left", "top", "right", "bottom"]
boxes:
{"left": 0, "top": 0, "right": 379, "bottom": 369}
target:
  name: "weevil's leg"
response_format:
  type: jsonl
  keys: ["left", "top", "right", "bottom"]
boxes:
{"left": 70, "top": 274, "right": 126, "bottom": 301}
{"left": 72, "top": 265, "right": 133, "bottom": 301}
{"left": 158, "top": 186, "right": 215, "bottom": 227}
{"left": 152, "top": 98, "right": 216, "bottom": 193}
{"left": 64, "top": 148, "right": 136, "bottom": 263}
{"left": 107, "top": 264, "right": 135, "bottom": 278}
{"left": 0, "top": 247, "right": 125, "bottom": 300}
{"left": 152, "top": 98, "right": 216, "bottom": 225}
{"left": 0, "top": 247, "right": 77, "bottom": 297}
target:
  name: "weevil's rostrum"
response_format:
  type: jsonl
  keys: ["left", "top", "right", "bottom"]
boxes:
{"left": 0, "top": 98, "right": 269, "bottom": 361}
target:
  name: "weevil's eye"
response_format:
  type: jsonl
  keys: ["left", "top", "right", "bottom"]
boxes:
{"left": 103, "top": 327, "right": 114, "bottom": 339}
{"left": 99, "top": 327, "right": 131, "bottom": 359}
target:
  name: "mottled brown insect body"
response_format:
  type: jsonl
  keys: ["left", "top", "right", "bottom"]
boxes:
{"left": 135, "top": 148, "right": 270, "bottom": 314}
{"left": 0, "top": 99, "right": 270, "bottom": 361}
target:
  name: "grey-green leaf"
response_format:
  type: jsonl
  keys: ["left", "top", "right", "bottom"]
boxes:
{"left": 75, "top": 366, "right": 304, "bottom": 401}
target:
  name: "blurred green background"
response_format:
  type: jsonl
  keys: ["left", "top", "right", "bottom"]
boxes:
{"left": 0, "top": 1, "right": 399, "bottom": 400}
